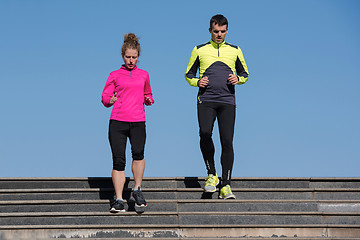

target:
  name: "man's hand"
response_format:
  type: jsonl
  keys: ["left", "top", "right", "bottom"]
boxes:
{"left": 198, "top": 76, "right": 209, "bottom": 88}
{"left": 110, "top": 92, "right": 117, "bottom": 104}
{"left": 228, "top": 74, "right": 239, "bottom": 85}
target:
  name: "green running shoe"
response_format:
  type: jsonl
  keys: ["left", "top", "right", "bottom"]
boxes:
{"left": 204, "top": 174, "right": 219, "bottom": 192}
{"left": 219, "top": 185, "right": 236, "bottom": 199}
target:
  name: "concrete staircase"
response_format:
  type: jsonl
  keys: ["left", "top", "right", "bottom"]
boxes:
{"left": 0, "top": 177, "right": 360, "bottom": 239}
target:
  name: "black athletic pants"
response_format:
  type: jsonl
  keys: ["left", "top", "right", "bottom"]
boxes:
{"left": 108, "top": 120, "right": 146, "bottom": 171}
{"left": 197, "top": 101, "right": 236, "bottom": 186}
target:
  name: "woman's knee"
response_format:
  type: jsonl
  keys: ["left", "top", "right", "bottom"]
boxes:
{"left": 113, "top": 158, "right": 126, "bottom": 171}
{"left": 132, "top": 150, "right": 144, "bottom": 161}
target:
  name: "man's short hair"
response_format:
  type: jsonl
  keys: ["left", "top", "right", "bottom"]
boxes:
{"left": 210, "top": 14, "right": 228, "bottom": 29}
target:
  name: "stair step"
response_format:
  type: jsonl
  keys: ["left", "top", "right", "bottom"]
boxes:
{"left": 1, "top": 177, "right": 360, "bottom": 189}
{"left": 1, "top": 177, "right": 359, "bottom": 239}
{"left": 1, "top": 199, "right": 360, "bottom": 213}
{"left": 1, "top": 224, "right": 360, "bottom": 239}
{"left": 1, "top": 211, "right": 360, "bottom": 226}
{"left": 4, "top": 239, "right": 359, "bottom": 240}
{"left": 1, "top": 188, "right": 360, "bottom": 201}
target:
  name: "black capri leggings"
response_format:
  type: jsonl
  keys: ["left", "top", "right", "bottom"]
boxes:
{"left": 108, "top": 120, "right": 146, "bottom": 171}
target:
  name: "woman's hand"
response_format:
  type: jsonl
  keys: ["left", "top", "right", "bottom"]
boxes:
{"left": 110, "top": 92, "right": 117, "bottom": 104}
{"left": 144, "top": 95, "right": 154, "bottom": 105}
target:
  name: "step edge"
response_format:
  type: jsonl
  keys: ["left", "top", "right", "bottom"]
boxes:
{"left": 2, "top": 211, "right": 360, "bottom": 217}
{"left": 1, "top": 224, "right": 360, "bottom": 230}
{"left": 2, "top": 177, "right": 360, "bottom": 181}
{"left": 2, "top": 199, "right": 360, "bottom": 205}
{"left": 2, "top": 188, "right": 360, "bottom": 193}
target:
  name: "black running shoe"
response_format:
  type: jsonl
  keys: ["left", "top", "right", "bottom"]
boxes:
{"left": 109, "top": 199, "right": 125, "bottom": 213}
{"left": 130, "top": 187, "right": 147, "bottom": 213}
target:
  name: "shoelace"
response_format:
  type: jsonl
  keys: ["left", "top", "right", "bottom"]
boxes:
{"left": 111, "top": 200, "right": 122, "bottom": 208}
{"left": 135, "top": 190, "right": 146, "bottom": 204}
{"left": 223, "top": 186, "right": 232, "bottom": 194}
{"left": 206, "top": 176, "right": 216, "bottom": 185}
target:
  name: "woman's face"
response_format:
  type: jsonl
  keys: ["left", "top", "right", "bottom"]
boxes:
{"left": 122, "top": 48, "right": 138, "bottom": 69}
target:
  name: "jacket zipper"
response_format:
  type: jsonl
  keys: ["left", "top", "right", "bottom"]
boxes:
{"left": 218, "top": 43, "right": 220, "bottom": 57}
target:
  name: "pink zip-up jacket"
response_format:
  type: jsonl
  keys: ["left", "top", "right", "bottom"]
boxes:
{"left": 101, "top": 65, "right": 154, "bottom": 122}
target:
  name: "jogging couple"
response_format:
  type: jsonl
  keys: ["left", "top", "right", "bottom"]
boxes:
{"left": 101, "top": 14, "right": 249, "bottom": 213}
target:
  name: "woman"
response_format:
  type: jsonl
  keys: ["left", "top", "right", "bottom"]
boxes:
{"left": 101, "top": 33, "right": 154, "bottom": 213}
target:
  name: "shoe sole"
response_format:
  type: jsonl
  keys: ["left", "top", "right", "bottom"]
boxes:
{"left": 204, "top": 179, "right": 219, "bottom": 193}
{"left": 135, "top": 204, "right": 147, "bottom": 213}
{"left": 204, "top": 187, "right": 217, "bottom": 193}
{"left": 219, "top": 194, "right": 236, "bottom": 199}
{"left": 109, "top": 208, "right": 126, "bottom": 213}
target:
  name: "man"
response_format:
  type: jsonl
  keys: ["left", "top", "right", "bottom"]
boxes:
{"left": 185, "top": 14, "right": 249, "bottom": 199}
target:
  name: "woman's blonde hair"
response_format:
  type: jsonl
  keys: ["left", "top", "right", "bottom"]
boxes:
{"left": 121, "top": 33, "right": 141, "bottom": 57}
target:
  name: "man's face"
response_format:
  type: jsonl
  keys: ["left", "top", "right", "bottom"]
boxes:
{"left": 122, "top": 48, "right": 138, "bottom": 70}
{"left": 209, "top": 23, "right": 228, "bottom": 44}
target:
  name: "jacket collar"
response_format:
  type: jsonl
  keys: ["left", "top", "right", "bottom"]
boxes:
{"left": 210, "top": 39, "right": 225, "bottom": 48}
{"left": 121, "top": 64, "right": 138, "bottom": 71}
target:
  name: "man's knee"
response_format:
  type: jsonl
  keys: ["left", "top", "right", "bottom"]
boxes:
{"left": 199, "top": 130, "right": 212, "bottom": 140}
{"left": 222, "top": 141, "right": 234, "bottom": 151}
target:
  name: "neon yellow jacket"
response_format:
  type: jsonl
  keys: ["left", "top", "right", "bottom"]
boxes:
{"left": 185, "top": 39, "right": 249, "bottom": 105}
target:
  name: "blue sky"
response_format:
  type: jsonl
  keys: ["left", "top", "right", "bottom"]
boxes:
{"left": 0, "top": 0, "right": 359, "bottom": 178}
